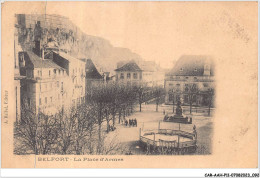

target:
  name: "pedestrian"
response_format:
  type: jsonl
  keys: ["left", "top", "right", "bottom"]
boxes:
{"left": 135, "top": 118, "right": 137, "bottom": 127}
{"left": 125, "top": 120, "right": 128, "bottom": 127}
{"left": 129, "top": 119, "right": 132, "bottom": 127}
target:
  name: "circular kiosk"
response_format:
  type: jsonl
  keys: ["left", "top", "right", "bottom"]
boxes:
{"left": 139, "top": 100, "right": 197, "bottom": 155}
{"left": 139, "top": 125, "right": 197, "bottom": 155}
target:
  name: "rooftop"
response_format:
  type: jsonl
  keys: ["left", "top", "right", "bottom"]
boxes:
{"left": 168, "top": 55, "right": 214, "bottom": 76}
{"left": 84, "top": 59, "right": 103, "bottom": 79}
{"left": 53, "top": 51, "right": 85, "bottom": 64}
{"left": 115, "top": 61, "right": 142, "bottom": 72}
{"left": 24, "top": 51, "right": 64, "bottom": 69}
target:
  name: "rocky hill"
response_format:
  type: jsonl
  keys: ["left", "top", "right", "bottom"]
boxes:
{"left": 16, "top": 14, "right": 143, "bottom": 73}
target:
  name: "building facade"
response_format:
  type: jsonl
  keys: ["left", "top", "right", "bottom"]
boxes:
{"left": 52, "top": 51, "right": 86, "bottom": 108}
{"left": 165, "top": 55, "right": 215, "bottom": 106}
{"left": 115, "top": 61, "right": 143, "bottom": 86}
{"left": 20, "top": 51, "right": 69, "bottom": 115}
{"left": 140, "top": 61, "right": 165, "bottom": 87}
{"left": 82, "top": 58, "right": 104, "bottom": 94}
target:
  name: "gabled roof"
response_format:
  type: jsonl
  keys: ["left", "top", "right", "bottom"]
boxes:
{"left": 84, "top": 59, "right": 103, "bottom": 79}
{"left": 168, "top": 55, "right": 214, "bottom": 76}
{"left": 53, "top": 51, "right": 85, "bottom": 64}
{"left": 24, "top": 51, "right": 64, "bottom": 69}
{"left": 115, "top": 62, "right": 142, "bottom": 72}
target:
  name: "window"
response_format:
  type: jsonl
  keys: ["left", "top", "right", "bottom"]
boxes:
{"left": 58, "top": 70, "right": 60, "bottom": 75}
{"left": 54, "top": 69, "right": 56, "bottom": 74}
{"left": 186, "top": 77, "right": 189, "bottom": 79}
{"left": 194, "top": 68, "right": 198, "bottom": 71}
{"left": 39, "top": 98, "right": 41, "bottom": 105}
{"left": 57, "top": 81, "right": 59, "bottom": 87}
{"left": 127, "top": 73, "right": 131, "bottom": 79}
{"left": 61, "top": 82, "right": 63, "bottom": 91}
{"left": 194, "top": 77, "right": 197, "bottom": 79}
{"left": 49, "top": 70, "right": 51, "bottom": 76}
{"left": 180, "top": 68, "right": 183, "bottom": 71}
{"left": 133, "top": 73, "right": 137, "bottom": 79}
{"left": 45, "top": 97, "right": 47, "bottom": 104}
{"left": 120, "top": 73, "right": 124, "bottom": 79}
{"left": 50, "top": 97, "right": 52, "bottom": 103}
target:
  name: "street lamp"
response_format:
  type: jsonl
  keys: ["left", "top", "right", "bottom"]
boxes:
{"left": 169, "top": 89, "right": 175, "bottom": 113}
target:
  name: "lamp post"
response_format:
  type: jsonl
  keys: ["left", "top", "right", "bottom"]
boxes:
{"left": 207, "top": 88, "right": 214, "bottom": 116}
{"left": 170, "top": 89, "right": 175, "bottom": 113}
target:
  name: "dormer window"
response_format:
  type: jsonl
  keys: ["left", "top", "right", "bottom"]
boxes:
{"left": 194, "top": 68, "right": 197, "bottom": 71}
{"left": 180, "top": 68, "right": 183, "bottom": 71}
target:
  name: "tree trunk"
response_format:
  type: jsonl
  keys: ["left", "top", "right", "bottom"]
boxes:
{"left": 208, "top": 104, "right": 211, "bottom": 116}
{"left": 118, "top": 110, "right": 121, "bottom": 124}
{"left": 123, "top": 108, "right": 125, "bottom": 120}
{"left": 98, "top": 123, "right": 101, "bottom": 154}
{"left": 190, "top": 103, "right": 192, "bottom": 114}
{"left": 89, "top": 126, "right": 93, "bottom": 154}
{"left": 112, "top": 112, "right": 115, "bottom": 127}
{"left": 139, "top": 103, "right": 142, "bottom": 112}
{"left": 106, "top": 120, "right": 110, "bottom": 133}
{"left": 156, "top": 102, "right": 158, "bottom": 112}
{"left": 106, "top": 110, "right": 109, "bottom": 133}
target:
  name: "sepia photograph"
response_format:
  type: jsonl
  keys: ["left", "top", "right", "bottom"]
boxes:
{"left": 1, "top": 1, "right": 258, "bottom": 169}
{"left": 13, "top": 13, "right": 215, "bottom": 156}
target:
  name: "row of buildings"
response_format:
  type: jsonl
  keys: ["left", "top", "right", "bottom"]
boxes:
{"left": 14, "top": 15, "right": 215, "bottom": 122}
{"left": 114, "top": 55, "right": 215, "bottom": 107}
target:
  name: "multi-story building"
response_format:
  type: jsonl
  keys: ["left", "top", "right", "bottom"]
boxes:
{"left": 14, "top": 23, "right": 26, "bottom": 122}
{"left": 165, "top": 55, "right": 215, "bottom": 106}
{"left": 115, "top": 61, "right": 143, "bottom": 86}
{"left": 52, "top": 51, "right": 86, "bottom": 108}
{"left": 20, "top": 51, "right": 69, "bottom": 115}
{"left": 81, "top": 58, "right": 104, "bottom": 93}
{"left": 140, "top": 61, "right": 165, "bottom": 87}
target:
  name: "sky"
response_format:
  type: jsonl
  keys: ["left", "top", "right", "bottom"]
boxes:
{"left": 45, "top": 2, "right": 257, "bottom": 69}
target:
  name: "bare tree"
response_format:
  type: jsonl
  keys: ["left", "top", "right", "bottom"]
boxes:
{"left": 134, "top": 83, "right": 149, "bottom": 112}
{"left": 14, "top": 101, "right": 60, "bottom": 155}
{"left": 153, "top": 86, "right": 165, "bottom": 112}
{"left": 184, "top": 84, "right": 198, "bottom": 114}
{"left": 207, "top": 88, "right": 214, "bottom": 116}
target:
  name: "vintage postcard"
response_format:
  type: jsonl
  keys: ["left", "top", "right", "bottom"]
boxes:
{"left": 1, "top": 1, "right": 258, "bottom": 168}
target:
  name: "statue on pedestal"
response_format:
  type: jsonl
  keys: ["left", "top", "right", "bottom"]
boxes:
{"left": 175, "top": 100, "right": 182, "bottom": 116}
